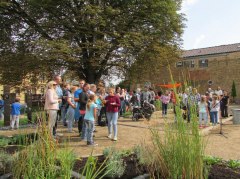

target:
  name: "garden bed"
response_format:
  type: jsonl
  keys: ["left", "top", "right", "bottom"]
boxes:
{"left": 72, "top": 154, "right": 148, "bottom": 179}
{"left": 208, "top": 164, "right": 240, "bottom": 179}
{"left": 71, "top": 154, "right": 240, "bottom": 179}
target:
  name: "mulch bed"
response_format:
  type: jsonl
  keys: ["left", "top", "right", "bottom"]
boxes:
{"left": 208, "top": 164, "right": 240, "bottom": 179}
{"left": 72, "top": 154, "right": 147, "bottom": 179}
{"left": 72, "top": 154, "right": 240, "bottom": 179}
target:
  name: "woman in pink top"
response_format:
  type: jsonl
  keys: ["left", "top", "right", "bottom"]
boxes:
{"left": 105, "top": 88, "right": 120, "bottom": 141}
{"left": 160, "top": 90, "right": 170, "bottom": 118}
{"left": 44, "top": 81, "right": 59, "bottom": 138}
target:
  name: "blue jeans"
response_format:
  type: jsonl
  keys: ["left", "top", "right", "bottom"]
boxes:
{"left": 120, "top": 100, "right": 126, "bottom": 115}
{"left": 106, "top": 112, "right": 118, "bottom": 138}
{"left": 61, "top": 106, "right": 68, "bottom": 124}
{"left": 81, "top": 115, "right": 87, "bottom": 140}
{"left": 210, "top": 111, "right": 218, "bottom": 125}
{"left": 162, "top": 103, "right": 168, "bottom": 115}
{"left": 66, "top": 107, "right": 75, "bottom": 132}
{"left": 84, "top": 120, "right": 94, "bottom": 144}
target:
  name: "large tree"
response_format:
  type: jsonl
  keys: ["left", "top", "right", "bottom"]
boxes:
{"left": 0, "top": 0, "right": 184, "bottom": 84}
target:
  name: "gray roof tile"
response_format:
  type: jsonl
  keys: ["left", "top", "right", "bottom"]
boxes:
{"left": 183, "top": 43, "right": 240, "bottom": 58}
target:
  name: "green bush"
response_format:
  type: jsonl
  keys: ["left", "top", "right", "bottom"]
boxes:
{"left": 133, "top": 145, "right": 147, "bottom": 165}
{"left": 103, "top": 147, "right": 126, "bottom": 178}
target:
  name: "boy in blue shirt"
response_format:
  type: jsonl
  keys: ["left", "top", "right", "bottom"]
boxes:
{"left": 10, "top": 98, "right": 22, "bottom": 129}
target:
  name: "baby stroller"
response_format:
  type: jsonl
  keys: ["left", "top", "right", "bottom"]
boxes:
{"left": 132, "top": 101, "right": 155, "bottom": 121}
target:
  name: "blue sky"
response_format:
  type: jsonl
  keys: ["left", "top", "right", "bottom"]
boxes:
{"left": 182, "top": 0, "right": 240, "bottom": 50}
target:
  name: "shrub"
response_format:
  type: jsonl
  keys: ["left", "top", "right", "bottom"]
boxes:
{"left": 103, "top": 147, "right": 126, "bottom": 178}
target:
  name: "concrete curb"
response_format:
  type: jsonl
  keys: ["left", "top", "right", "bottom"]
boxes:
{"left": 200, "top": 116, "right": 233, "bottom": 136}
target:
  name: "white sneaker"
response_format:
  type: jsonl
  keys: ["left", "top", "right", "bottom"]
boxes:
{"left": 113, "top": 137, "right": 117, "bottom": 141}
{"left": 107, "top": 134, "right": 112, "bottom": 139}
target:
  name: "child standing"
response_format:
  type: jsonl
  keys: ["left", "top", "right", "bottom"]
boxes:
{"left": 198, "top": 96, "right": 208, "bottom": 128}
{"left": 10, "top": 97, "right": 22, "bottom": 129}
{"left": 210, "top": 96, "right": 220, "bottom": 126}
{"left": 160, "top": 90, "right": 170, "bottom": 118}
{"left": 84, "top": 94, "right": 98, "bottom": 146}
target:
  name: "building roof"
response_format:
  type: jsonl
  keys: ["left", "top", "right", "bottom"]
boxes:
{"left": 183, "top": 43, "right": 240, "bottom": 58}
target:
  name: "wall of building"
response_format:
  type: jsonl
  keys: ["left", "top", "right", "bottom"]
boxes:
{"left": 157, "top": 51, "right": 240, "bottom": 101}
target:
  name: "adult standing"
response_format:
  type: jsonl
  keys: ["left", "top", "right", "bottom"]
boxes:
{"left": 66, "top": 86, "right": 77, "bottom": 132}
{"left": 220, "top": 91, "right": 230, "bottom": 118}
{"left": 141, "top": 87, "right": 151, "bottom": 105}
{"left": 79, "top": 83, "right": 90, "bottom": 140}
{"left": 149, "top": 88, "right": 156, "bottom": 105}
{"left": 215, "top": 86, "right": 223, "bottom": 97}
{"left": 97, "top": 88, "right": 108, "bottom": 126}
{"left": 44, "top": 81, "right": 59, "bottom": 138}
{"left": 53, "top": 75, "right": 63, "bottom": 136}
{"left": 74, "top": 79, "right": 85, "bottom": 134}
{"left": 119, "top": 88, "right": 126, "bottom": 116}
{"left": 105, "top": 88, "right": 120, "bottom": 141}
{"left": 62, "top": 83, "right": 70, "bottom": 126}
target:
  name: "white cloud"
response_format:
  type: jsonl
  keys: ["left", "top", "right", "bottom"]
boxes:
{"left": 193, "top": 34, "right": 206, "bottom": 49}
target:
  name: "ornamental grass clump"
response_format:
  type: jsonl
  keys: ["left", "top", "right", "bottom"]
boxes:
{"left": 12, "top": 114, "right": 75, "bottom": 179}
{"left": 139, "top": 66, "right": 206, "bottom": 179}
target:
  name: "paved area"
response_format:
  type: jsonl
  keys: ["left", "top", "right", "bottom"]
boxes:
{"left": 1, "top": 106, "right": 240, "bottom": 160}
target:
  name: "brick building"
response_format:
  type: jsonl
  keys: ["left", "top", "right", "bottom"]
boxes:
{"left": 158, "top": 43, "right": 240, "bottom": 100}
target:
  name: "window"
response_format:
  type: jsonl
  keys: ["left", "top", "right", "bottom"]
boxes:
{"left": 176, "top": 61, "right": 183, "bottom": 67}
{"left": 191, "top": 60, "right": 195, "bottom": 68}
{"left": 183, "top": 61, "right": 190, "bottom": 67}
{"left": 182, "top": 60, "right": 195, "bottom": 68}
{"left": 199, "top": 59, "right": 208, "bottom": 68}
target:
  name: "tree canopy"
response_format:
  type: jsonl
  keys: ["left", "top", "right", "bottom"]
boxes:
{"left": 0, "top": 0, "right": 185, "bottom": 85}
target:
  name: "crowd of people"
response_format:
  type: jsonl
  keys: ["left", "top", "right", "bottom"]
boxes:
{"left": 0, "top": 74, "right": 231, "bottom": 144}
{"left": 177, "top": 86, "right": 230, "bottom": 128}
{"left": 43, "top": 76, "right": 164, "bottom": 146}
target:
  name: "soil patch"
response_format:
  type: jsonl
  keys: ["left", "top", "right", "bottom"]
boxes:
{"left": 208, "top": 164, "right": 240, "bottom": 179}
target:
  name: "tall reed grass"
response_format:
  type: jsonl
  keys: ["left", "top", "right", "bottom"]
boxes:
{"left": 12, "top": 113, "right": 75, "bottom": 179}
{"left": 138, "top": 65, "right": 206, "bottom": 178}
